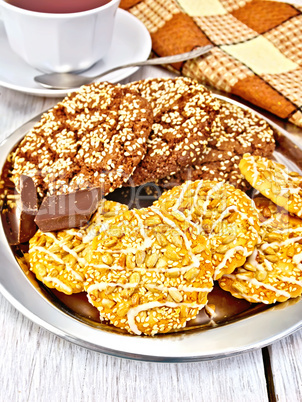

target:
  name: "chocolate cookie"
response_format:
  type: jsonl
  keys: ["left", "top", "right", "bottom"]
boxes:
{"left": 12, "top": 82, "right": 153, "bottom": 197}
{"left": 157, "top": 101, "right": 275, "bottom": 191}
{"left": 126, "top": 77, "right": 220, "bottom": 186}
{"left": 202, "top": 101, "right": 275, "bottom": 162}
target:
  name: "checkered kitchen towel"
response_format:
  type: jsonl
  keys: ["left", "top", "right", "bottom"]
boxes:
{"left": 120, "top": 0, "right": 302, "bottom": 128}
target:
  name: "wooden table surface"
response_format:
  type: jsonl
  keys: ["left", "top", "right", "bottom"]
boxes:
{"left": 0, "top": 65, "right": 302, "bottom": 402}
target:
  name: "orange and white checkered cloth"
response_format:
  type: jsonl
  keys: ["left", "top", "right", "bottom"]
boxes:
{"left": 120, "top": 0, "right": 302, "bottom": 128}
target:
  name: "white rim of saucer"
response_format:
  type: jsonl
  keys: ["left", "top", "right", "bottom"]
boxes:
{"left": 0, "top": 8, "right": 152, "bottom": 96}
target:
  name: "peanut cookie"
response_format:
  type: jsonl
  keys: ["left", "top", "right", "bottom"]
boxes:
{"left": 154, "top": 180, "right": 260, "bottom": 279}
{"left": 12, "top": 82, "right": 153, "bottom": 197}
{"left": 219, "top": 201, "right": 302, "bottom": 304}
{"left": 239, "top": 153, "right": 302, "bottom": 217}
{"left": 84, "top": 207, "right": 214, "bottom": 335}
{"left": 126, "top": 77, "right": 220, "bottom": 185}
{"left": 28, "top": 200, "right": 128, "bottom": 295}
{"left": 157, "top": 102, "right": 275, "bottom": 191}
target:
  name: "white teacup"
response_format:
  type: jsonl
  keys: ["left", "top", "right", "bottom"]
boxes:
{"left": 0, "top": 0, "right": 121, "bottom": 73}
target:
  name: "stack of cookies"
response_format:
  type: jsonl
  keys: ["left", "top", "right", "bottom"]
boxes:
{"left": 219, "top": 154, "right": 302, "bottom": 304}
{"left": 26, "top": 157, "right": 302, "bottom": 335}
{"left": 4, "top": 77, "right": 302, "bottom": 336}
{"left": 28, "top": 178, "right": 259, "bottom": 335}
{"left": 11, "top": 77, "right": 276, "bottom": 200}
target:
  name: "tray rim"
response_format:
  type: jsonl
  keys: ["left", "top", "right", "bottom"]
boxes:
{"left": 1, "top": 95, "right": 302, "bottom": 363}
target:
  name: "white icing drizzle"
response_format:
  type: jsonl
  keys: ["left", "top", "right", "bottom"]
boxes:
{"left": 208, "top": 203, "right": 257, "bottom": 237}
{"left": 151, "top": 208, "right": 200, "bottom": 268}
{"left": 88, "top": 282, "right": 212, "bottom": 294}
{"left": 127, "top": 301, "right": 206, "bottom": 335}
{"left": 293, "top": 252, "right": 302, "bottom": 265}
{"left": 87, "top": 263, "right": 124, "bottom": 270}
{"left": 247, "top": 248, "right": 272, "bottom": 274}
{"left": 202, "top": 181, "right": 224, "bottom": 215}
{"left": 260, "top": 217, "right": 276, "bottom": 227}
{"left": 66, "top": 229, "right": 83, "bottom": 238}
{"left": 82, "top": 227, "right": 99, "bottom": 243}
{"left": 209, "top": 205, "right": 237, "bottom": 235}
{"left": 233, "top": 207, "right": 255, "bottom": 226}
{"left": 261, "top": 236, "right": 302, "bottom": 251}
{"left": 132, "top": 210, "right": 153, "bottom": 249}
{"left": 83, "top": 222, "right": 109, "bottom": 243}
{"left": 30, "top": 234, "right": 85, "bottom": 282}
{"left": 263, "top": 258, "right": 274, "bottom": 272}
{"left": 278, "top": 166, "right": 301, "bottom": 184}
{"left": 227, "top": 274, "right": 291, "bottom": 298}
{"left": 30, "top": 246, "right": 64, "bottom": 264}
{"left": 87, "top": 281, "right": 212, "bottom": 300}
{"left": 87, "top": 263, "right": 200, "bottom": 274}
{"left": 145, "top": 284, "right": 213, "bottom": 293}
{"left": 172, "top": 209, "right": 201, "bottom": 232}
{"left": 214, "top": 246, "right": 248, "bottom": 280}
{"left": 233, "top": 290, "right": 265, "bottom": 304}
{"left": 66, "top": 268, "right": 83, "bottom": 282}
{"left": 96, "top": 245, "right": 148, "bottom": 254}
{"left": 246, "top": 249, "right": 264, "bottom": 271}
{"left": 87, "top": 282, "right": 138, "bottom": 293}
{"left": 172, "top": 181, "right": 192, "bottom": 211}
{"left": 86, "top": 205, "right": 214, "bottom": 333}
{"left": 280, "top": 187, "right": 301, "bottom": 196}
{"left": 96, "top": 211, "right": 153, "bottom": 254}
{"left": 278, "top": 276, "right": 302, "bottom": 287}
{"left": 274, "top": 227, "right": 302, "bottom": 234}
{"left": 188, "top": 179, "right": 204, "bottom": 219}
{"left": 43, "top": 276, "right": 73, "bottom": 293}
{"left": 251, "top": 156, "right": 260, "bottom": 186}
{"left": 44, "top": 232, "right": 86, "bottom": 266}
{"left": 279, "top": 188, "right": 288, "bottom": 196}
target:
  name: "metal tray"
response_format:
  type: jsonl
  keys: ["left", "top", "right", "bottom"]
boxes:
{"left": 1, "top": 95, "right": 302, "bottom": 362}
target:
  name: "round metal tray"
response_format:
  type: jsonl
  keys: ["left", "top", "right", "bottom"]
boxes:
{"left": 1, "top": 95, "right": 302, "bottom": 362}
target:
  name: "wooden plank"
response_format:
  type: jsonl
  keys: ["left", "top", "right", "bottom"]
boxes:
{"left": 268, "top": 331, "right": 302, "bottom": 401}
{"left": 0, "top": 88, "right": 59, "bottom": 139}
{"left": 0, "top": 294, "right": 269, "bottom": 402}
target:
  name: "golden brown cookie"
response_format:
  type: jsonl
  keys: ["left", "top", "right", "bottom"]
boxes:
{"left": 84, "top": 206, "right": 214, "bottom": 335}
{"left": 28, "top": 200, "right": 128, "bottom": 294}
{"left": 239, "top": 153, "right": 302, "bottom": 218}
{"left": 219, "top": 205, "right": 302, "bottom": 304}
{"left": 154, "top": 180, "right": 260, "bottom": 279}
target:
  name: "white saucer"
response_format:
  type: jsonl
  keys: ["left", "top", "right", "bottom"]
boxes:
{"left": 0, "top": 9, "right": 152, "bottom": 97}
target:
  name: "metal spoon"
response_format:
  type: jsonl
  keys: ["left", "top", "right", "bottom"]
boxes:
{"left": 34, "top": 45, "right": 213, "bottom": 90}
